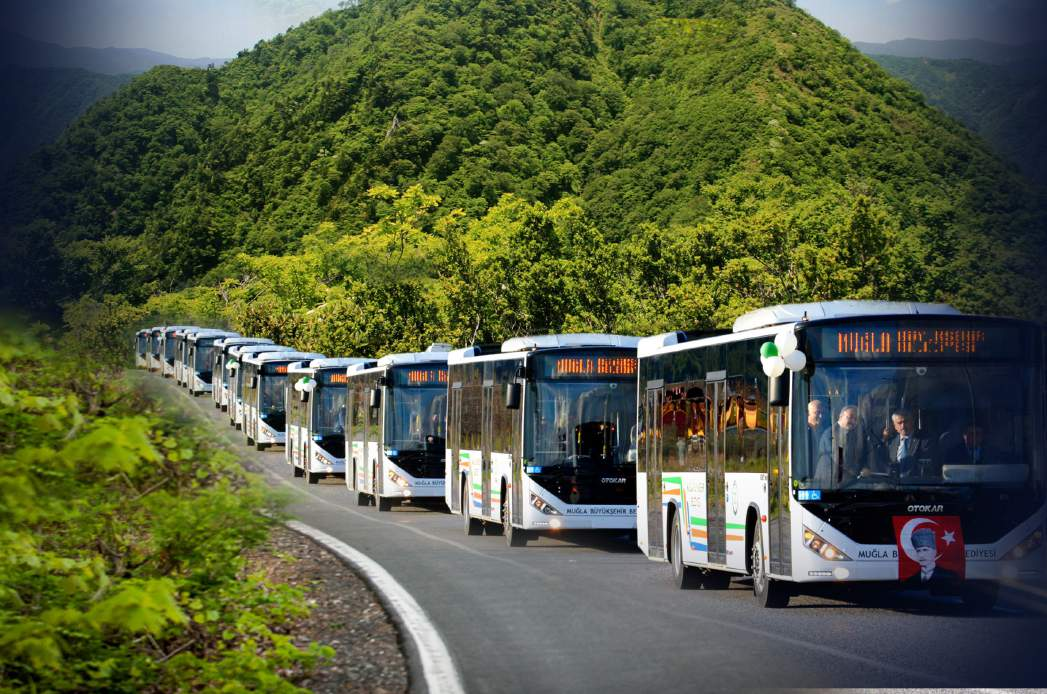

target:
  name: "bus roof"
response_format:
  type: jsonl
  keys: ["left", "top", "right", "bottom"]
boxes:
{"left": 375, "top": 344, "right": 452, "bottom": 368}
{"left": 228, "top": 344, "right": 293, "bottom": 358}
{"left": 287, "top": 360, "right": 314, "bottom": 375}
{"left": 310, "top": 357, "right": 371, "bottom": 370}
{"left": 215, "top": 337, "right": 272, "bottom": 349}
{"left": 500, "top": 333, "right": 641, "bottom": 353}
{"left": 243, "top": 351, "right": 324, "bottom": 366}
{"left": 732, "top": 301, "right": 961, "bottom": 333}
{"left": 188, "top": 330, "right": 239, "bottom": 343}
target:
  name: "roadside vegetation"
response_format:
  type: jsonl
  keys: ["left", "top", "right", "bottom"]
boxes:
{"left": 0, "top": 325, "right": 332, "bottom": 691}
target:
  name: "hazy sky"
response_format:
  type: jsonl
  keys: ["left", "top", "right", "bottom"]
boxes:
{"left": 3, "top": 0, "right": 1046, "bottom": 57}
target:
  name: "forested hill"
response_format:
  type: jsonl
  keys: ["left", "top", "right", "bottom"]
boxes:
{"left": 3, "top": 0, "right": 1046, "bottom": 351}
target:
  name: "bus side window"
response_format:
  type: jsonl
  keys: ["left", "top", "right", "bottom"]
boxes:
{"left": 684, "top": 382, "right": 707, "bottom": 472}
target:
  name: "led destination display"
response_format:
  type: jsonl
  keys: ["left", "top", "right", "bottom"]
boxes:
{"left": 392, "top": 367, "right": 449, "bottom": 386}
{"left": 808, "top": 321, "right": 1032, "bottom": 361}
{"left": 534, "top": 351, "right": 638, "bottom": 380}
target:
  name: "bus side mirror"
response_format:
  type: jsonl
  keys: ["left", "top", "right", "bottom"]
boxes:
{"left": 370, "top": 388, "right": 382, "bottom": 409}
{"left": 505, "top": 382, "right": 521, "bottom": 410}
{"left": 300, "top": 390, "right": 310, "bottom": 403}
{"left": 248, "top": 375, "right": 257, "bottom": 389}
{"left": 769, "top": 375, "right": 789, "bottom": 407}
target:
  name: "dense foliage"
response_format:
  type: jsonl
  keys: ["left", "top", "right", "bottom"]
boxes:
{"left": 0, "top": 326, "right": 331, "bottom": 691}
{"left": 869, "top": 54, "right": 1047, "bottom": 184}
{"left": 2, "top": 0, "right": 1045, "bottom": 341}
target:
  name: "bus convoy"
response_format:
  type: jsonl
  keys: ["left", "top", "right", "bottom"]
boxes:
{"left": 136, "top": 301, "right": 1046, "bottom": 609}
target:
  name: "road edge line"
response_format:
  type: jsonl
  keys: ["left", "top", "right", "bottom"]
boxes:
{"left": 284, "top": 520, "right": 466, "bottom": 694}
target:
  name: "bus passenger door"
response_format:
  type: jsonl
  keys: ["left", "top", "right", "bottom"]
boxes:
{"left": 481, "top": 382, "right": 494, "bottom": 518}
{"left": 645, "top": 384, "right": 664, "bottom": 559}
{"left": 512, "top": 394, "right": 523, "bottom": 526}
{"left": 707, "top": 377, "right": 727, "bottom": 565}
{"left": 449, "top": 383, "right": 462, "bottom": 512}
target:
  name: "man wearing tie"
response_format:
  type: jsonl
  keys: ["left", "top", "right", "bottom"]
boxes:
{"left": 886, "top": 409, "right": 931, "bottom": 477}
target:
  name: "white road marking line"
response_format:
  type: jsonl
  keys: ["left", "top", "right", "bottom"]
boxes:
{"left": 285, "top": 520, "right": 466, "bottom": 694}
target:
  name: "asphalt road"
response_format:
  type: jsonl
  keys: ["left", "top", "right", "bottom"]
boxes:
{"left": 144, "top": 373, "right": 1047, "bottom": 691}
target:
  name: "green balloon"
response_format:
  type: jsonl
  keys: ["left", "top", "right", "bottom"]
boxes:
{"left": 760, "top": 341, "right": 778, "bottom": 359}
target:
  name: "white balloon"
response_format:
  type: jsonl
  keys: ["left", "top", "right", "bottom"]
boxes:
{"left": 762, "top": 355, "right": 786, "bottom": 378}
{"left": 775, "top": 330, "right": 798, "bottom": 356}
{"left": 784, "top": 350, "right": 807, "bottom": 372}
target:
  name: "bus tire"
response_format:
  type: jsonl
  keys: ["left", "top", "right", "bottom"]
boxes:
{"left": 307, "top": 469, "right": 321, "bottom": 485}
{"left": 293, "top": 464, "right": 304, "bottom": 478}
{"left": 960, "top": 581, "right": 999, "bottom": 613}
{"left": 463, "top": 486, "right": 482, "bottom": 536}
{"left": 503, "top": 497, "right": 527, "bottom": 547}
{"left": 378, "top": 496, "right": 393, "bottom": 512}
{"left": 246, "top": 435, "right": 254, "bottom": 446}
{"left": 670, "top": 511, "right": 700, "bottom": 589}
{"left": 356, "top": 492, "right": 370, "bottom": 506}
{"left": 751, "top": 521, "right": 789, "bottom": 608}
{"left": 699, "top": 569, "right": 732, "bottom": 590}
{"left": 256, "top": 443, "right": 267, "bottom": 451}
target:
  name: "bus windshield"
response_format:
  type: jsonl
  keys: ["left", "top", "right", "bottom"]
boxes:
{"left": 259, "top": 375, "right": 287, "bottom": 429}
{"left": 526, "top": 380, "right": 635, "bottom": 469}
{"left": 195, "top": 340, "right": 215, "bottom": 372}
{"left": 385, "top": 387, "right": 447, "bottom": 452}
{"left": 795, "top": 363, "right": 1036, "bottom": 490}
{"left": 315, "top": 387, "right": 347, "bottom": 437}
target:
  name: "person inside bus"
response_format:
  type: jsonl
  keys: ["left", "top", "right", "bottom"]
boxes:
{"left": 817, "top": 405, "right": 879, "bottom": 483}
{"left": 885, "top": 409, "right": 932, "bottom": 477}
{"left": 945, "top": 424, "right": 1002, "bottom": 465}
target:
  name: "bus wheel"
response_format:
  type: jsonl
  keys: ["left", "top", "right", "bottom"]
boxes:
{"left": 503, "top": 498, "right": 527, "bottom": 547}
{"left": 356, "top": 492, "right": 369, "bottom": 506}
{"left": 463, "top": 486, "right": 482, "bottom": 536}
{"left": 307, "top": 469, "right": 321, "bottom": 485}
{"left": 293, "top": 463, "right": 304, "bottom": 478}
{"left": 378, "top": 496, "right": 393, "bottom": 512}
{"left": 246, "top": 435, "right": 255, "bottom": 446}
{"left": 256, "top": 443, "right": 267, "bottom": 451}
{"left": 751, "top": 522, "right": 789, "bottom": 608}
{"left": 670, "top": 512, "right": 700, "bottom": 589}
{"left": 960, "top": 581, "right": 999, "bottom": 613}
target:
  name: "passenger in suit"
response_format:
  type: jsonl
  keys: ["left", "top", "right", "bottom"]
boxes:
{"left": 902, "top": 527, "right": 959, "bottom": 591}
{"left": 817, "top": 405, "right": 878, "bottom": 483}
{"left": 885, "top": 409, "right": 933, "bottom": 478}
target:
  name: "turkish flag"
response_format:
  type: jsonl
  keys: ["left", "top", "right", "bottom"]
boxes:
{"left": 893, "top": 515, "right": 965, "bottom": 584}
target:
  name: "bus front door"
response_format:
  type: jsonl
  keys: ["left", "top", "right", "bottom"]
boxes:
{"left": 645, "top": 384, "right": 664, "bottom": 559}
{"left": 707, "top": 377, "right": 727, "bottom": 565}
{"left": 449, "top": 383, "right": 462, "bottom": 513}
{"left": 481, "top": 382, "right": 493, "bottom": 518}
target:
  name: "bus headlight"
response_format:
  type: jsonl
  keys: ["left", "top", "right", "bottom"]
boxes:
{"left": 388, "top": 470, "right": 408, "bottom": 488}
{"left": 530, "top": 493, "right": 561, "bottom": 515}
{"left": 803, "top": 527, "right": 851, "bottom": 561}
{"left": 1003, "top": 528, "right": 1044, "bottom": 560}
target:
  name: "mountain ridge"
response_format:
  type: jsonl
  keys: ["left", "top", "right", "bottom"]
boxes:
{"left": 0, "top": 31, "right": 228, "bottom": 74}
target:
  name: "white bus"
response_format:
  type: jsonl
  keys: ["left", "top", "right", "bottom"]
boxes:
{"left": 446, "top": 334, "right": 640, "bottom": 546}
{"left": 134, "top": 329, "right": 149, "bottom": 368}
{"left": 160, "top": 326, "right": 199, "bottom": 379}
{"left": 637, "top": 301, "right": 1046, "bottom": 609}
{"left": 227, "top": 343, "right": 293, "bottom": 429}
{"left": 345, "top": 345, "right": 451, "bottom": 511}
{"left": 146, "top": 327, "right": 164, "bottom": 372}
{"left": 212, "top": 337, "right": 273, "bottom": 410}
{"left": 173, "top": 327, "right": 205, "bottom": 386}
{"left": 185, "top": 330, "right": 239, "bottom": 395}
{"left": 286, "top": 358, "right": 370, "bottom": 484}
{"left": 241, "top": 351, "right": 323, "bottom": 450}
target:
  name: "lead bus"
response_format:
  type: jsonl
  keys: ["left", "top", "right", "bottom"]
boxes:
{"left": 637, "top": 301, "right": 1045, "bottom": 609}
{"left": 212, "top": 337, "right": 273, "bottom": 410}
{"left": 242, "top": 351, "right": 323, "bottom": 450}
{"left": 345, "top": 346, "right": 450, "bottom": 511}
{"left": 185, "top": 329, "right": 239, "bottom": 395}
{"left": 446, "top": 334, "right": 641, "bottom": 546}
{"left": 227, "top": 343, "right": 292, "bottom": 429}
{"left": 286, "top": 358, "right": 370, "bottom": 483}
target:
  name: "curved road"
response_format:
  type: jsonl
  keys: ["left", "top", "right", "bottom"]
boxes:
{"left": 148, "top": 374, "right": 1047, "bottom": 691}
